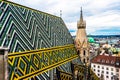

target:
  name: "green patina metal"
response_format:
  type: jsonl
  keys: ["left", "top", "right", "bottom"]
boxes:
{"left": 88, "top": 37, "right": 95, "bottom": 43}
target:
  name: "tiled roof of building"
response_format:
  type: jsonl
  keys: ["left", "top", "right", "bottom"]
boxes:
{"left": 91, "top": 55, "right": 120, "bottom": 68}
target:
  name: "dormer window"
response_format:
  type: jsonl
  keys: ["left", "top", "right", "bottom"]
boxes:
{"left": 106, "top": 60, "right": 109, "bottom": 63}
{"left": 102, "top": 60, "right": 105, "bottom": 63}
{"left": 116, "top": 62, "right": 119, "bottom": 65}
{"left": 111, "top": 60, "right": 114, "bottom": 64}
{"left": 97, "top": 59, "right": 100, "bottom": 62}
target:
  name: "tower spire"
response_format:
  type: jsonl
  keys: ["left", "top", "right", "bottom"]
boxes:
{"left": 60, "top": 10, "right": 62, "bottom": 17}
{"left": 80, "top": 7, "right": 83, "bottom": 22}
{"left": 77, "top": 7, "right": 86, "bottom": 29}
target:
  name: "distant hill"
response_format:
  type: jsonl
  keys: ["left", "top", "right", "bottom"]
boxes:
{"left": 87, "top": 35, "right": 120, "bottom": 38}
{"left": 72, "top": 35, "right": 120, "bottom": 39}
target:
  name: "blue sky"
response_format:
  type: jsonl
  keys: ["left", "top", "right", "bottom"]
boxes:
{"left": 9, "top": 0, "right": 120, "bottom": 36}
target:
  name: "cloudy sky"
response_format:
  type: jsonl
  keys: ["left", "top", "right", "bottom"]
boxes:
{"left": 9, "top": 0, "right": 120, "bottom": 36}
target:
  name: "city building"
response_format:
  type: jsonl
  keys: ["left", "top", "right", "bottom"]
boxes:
{"left": 75, "top": 7, "right": 90, "bottom": 65}
{"left": 91, "top": 54, "right": 120, "bottom": 80}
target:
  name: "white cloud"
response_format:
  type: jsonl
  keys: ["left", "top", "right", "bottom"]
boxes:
{"left": 8, "top": 0, "right": 120, "bottom": 36}
{"left": 86, "top": 10, "right": 120, "bottom": 34}
{"left": 66, "top": 22, "right": 77, "bottom": 31}
{"left": 71, "top": 32, "right": 76, "bottom": 36}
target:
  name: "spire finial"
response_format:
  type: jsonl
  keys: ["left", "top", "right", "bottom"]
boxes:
{"left": 60, "top": 10, "right": 62, "bottom": 17}
{"left": 80, "top": 7, "right": 83, "bottom": 21}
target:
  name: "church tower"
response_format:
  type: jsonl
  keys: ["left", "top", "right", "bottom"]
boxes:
{"left": 75, "top": 7, "right": 90, "bottom": 65}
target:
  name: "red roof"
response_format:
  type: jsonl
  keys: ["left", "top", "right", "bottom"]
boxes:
{"left": 91, "top": 55, "right": 120, "bottom": 68}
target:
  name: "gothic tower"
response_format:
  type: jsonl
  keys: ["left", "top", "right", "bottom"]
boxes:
{"left": 75, "top": 7, "right": 89, "bottom": 65}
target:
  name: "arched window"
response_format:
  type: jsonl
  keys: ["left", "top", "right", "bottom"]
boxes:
{"left": 83, "top": 50, "right": 86, "bottom": 56}
{"left": 77, "top": 50, "right": 80, "bottom": 55}
{"left": 83, "top": 59, "right": 86, "bottom": 63}
{"left": 87, "top": 57, "right": 89, "bottom": 61}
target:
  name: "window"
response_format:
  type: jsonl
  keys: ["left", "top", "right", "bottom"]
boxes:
{"left": 111, "top": 72, "right": 113, "bottom": 75}
{"left": 94, "top": 69, "right": 95, "bottom": 71}
{"left": 77, "top": 50, "right": 80, "bottom": 55}
{"left": 87, "top": 57, "right": 89, "bottom": 61}
{"left": 116, "top": 62, "right": 119, "bottom": 65}
{"left": 102, "top": 60, "right": 105, "bottom": 62}
{"left": 102, "top": 67, "right": 104, "bottom": 69}
{"left": 102, "top": 71, "right": 104, "bottom": 73}
{"left": 97, "top": 59, "right": 100, "bottom": 62}
{"left": 83, "top": 59, "right": 86, "bottom": 63}
{"left": 106, "top": 60, "right": 109, "bottom": 63}
{"left": 98, "top": 74, "right": 100, "bottom": 76}
{"left": 111, "top": 68, "right": 113, "bottom": 71}
{"left": 98, "top": 70, "right": 100, "bottom": 72}
{"left": 111, "top": 77, "right": 113, "bottom": 79}
{"left": 98, "top": 66, "right": 100, "bottom": 68}
{"left": 116, "top": 69, "right": 119, "bottom": 72}
{"left": 106, "top": 67, "right": 109, "bottom": 70}
{"left": 111, "top": 60, "right": 114, "bottom": 64}
{"left": 94, "top": 65, "right": 96, "bottom": 67}
{"left": 83, "top": 50, "right": 86, "bottom": 56}
{"left": 106, "top": 72, "right": 109, "bottom": 74}
{"left": 116, "top": 73, "right": 119, "bottom": 77}
{"left": 106, "top": 76, "right": 109, "bottom": 78}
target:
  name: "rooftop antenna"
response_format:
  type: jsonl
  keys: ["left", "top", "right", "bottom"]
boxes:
{"left": 60, "top": 10, "right": 62, "bottom": 18}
